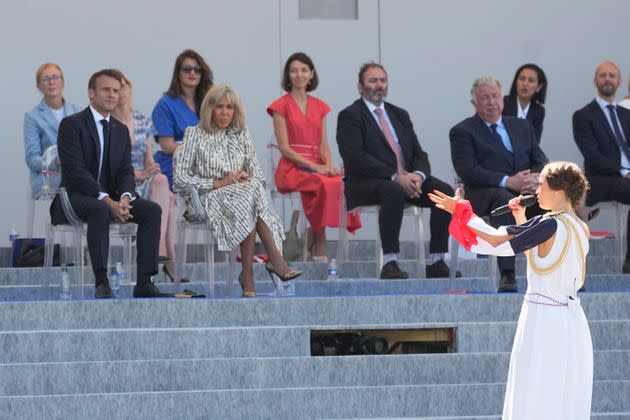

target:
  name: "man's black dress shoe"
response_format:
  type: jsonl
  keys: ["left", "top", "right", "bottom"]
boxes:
{"left": 498, "top": 271, "right": 518, "bottom": 293}
{"left": 133, "top": 282, "right": 173, "bottom": 298}
{"left": 380, "top": 261, "right": 409, "bottom": 279}
{"left": 94, "top": 284, "right": 113, "bottom": 299}
{"left": 426, "top": 259, "right": 462, "bottom": 278}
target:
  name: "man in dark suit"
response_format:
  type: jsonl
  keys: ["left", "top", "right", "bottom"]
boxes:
{"left": 573, "top": 61, "right": 630, "bottom": 272}
{"left": 450, "top": 76, "right": 548, "bottom": 292}
{"left": 50, "top": 69, "right": 168, "bottom": 298}
{"left": 337, "top": 62, "right": 458, "bottom": 279}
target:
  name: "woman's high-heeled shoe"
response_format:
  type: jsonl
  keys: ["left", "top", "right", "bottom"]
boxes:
{"left": 265, "top": 262, "right": 302, "bottom": 282}
{"left": 162, "top": 265, "right": 189, "bottom": 283}
{"left": 238, "top": 272, "right": 256, "bottom": 297}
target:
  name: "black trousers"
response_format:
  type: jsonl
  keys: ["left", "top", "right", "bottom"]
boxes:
{"left": 586, "top": 175, "right": 630, "bottom": 258}
{"left": 51, "top": 193, "right": 161, "bottom": 286}
{"left": 466, "top": 187, "right": 542, "bottom": 273}
{"left": 345, "top": 176, "right": 453, "bottom": 255}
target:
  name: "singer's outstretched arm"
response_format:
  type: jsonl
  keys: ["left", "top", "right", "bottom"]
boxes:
{"left": 429, "top": 188, "right": 557, "bottom": 257}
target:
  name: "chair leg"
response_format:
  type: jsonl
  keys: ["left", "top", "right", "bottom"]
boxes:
{"left": 205, "top": 225, "right": 215, "bottom": 298}
{"left": 225, "top": 247, "right": 237, "bottom": 298}
{"left": 73, "top": 228, "right": 84, "bottom": 299}
{"left": 175, "top": 220, "right": 187, "bottom": 285}
{"left": 43, "top": 223, "right": 55, "bottom": 297}
{"left": 336, "top": 191, "right": 349, "bottom": 264}
{"left": 618, "top": 203, "right": 627, "bottom": 272}
{"left": 414, "top": 208, "right": 426, "bottom": 278}
{"left": 375, "top": 215, "right": 383, "bottom": 278}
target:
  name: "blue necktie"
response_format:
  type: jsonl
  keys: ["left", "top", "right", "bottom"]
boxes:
{"left": 606, "top": 105, "right": 630, "bottom": 161}
{"left": 491, "top": 123, "right": 512, "bottom": 153}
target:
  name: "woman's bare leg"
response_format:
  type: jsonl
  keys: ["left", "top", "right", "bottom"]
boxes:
{"left": 256, "top": 218, "right": 291, "bottom": 274}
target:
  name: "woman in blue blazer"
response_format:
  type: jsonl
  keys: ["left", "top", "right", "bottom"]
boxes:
{"left": 24, "top": 63, "right": 79, "bottom": 199}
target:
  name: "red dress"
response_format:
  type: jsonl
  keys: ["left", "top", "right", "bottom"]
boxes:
{"left": 267, "top": 94, "right": 361, "bottom": 235}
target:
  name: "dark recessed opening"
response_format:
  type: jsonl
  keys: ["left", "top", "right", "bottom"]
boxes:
{"left": 310, "top": 328, "right": 455, "bottom": 356}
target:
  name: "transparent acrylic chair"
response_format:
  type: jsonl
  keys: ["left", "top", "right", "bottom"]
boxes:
{"left": 173, "top": 148, "right": 292, "bottom": 297}
{"left": 595, "top": 202, "right": 628, "bottom": 272}
{"left": 336, "top": 192, "right": 427, "bottom": 278}
{"left": 43, "top": 146, "right": 136, "bottom": 298}
{"left": 266, "top": 141, "right": 309, "bottom": 261}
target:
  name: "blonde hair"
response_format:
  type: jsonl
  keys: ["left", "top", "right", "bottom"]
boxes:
{"left": 199, "top": 84, "right": 246, "bottom": 134}
{"left": 36, "top": 62, "right": 63, "bottom": 86}
{"left": 110, "top": 69, "right": 134, "bottom": 116}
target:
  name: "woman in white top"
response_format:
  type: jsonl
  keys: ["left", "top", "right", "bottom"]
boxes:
{"left": 430, "top": 161, "right": 593, "bottom": 420}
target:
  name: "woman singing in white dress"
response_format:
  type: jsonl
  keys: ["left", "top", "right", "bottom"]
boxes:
{"left": 429, "top": 161, "right": 593, "bottom": 420}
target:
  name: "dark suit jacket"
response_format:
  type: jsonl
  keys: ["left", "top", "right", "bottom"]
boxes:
{"left": 573, "top": 99, "right": 630, "bottom": 178}
{"left": 502, "top": 95, "right": 545, "bottom": 143}
{"left": 336, "top": 98, "right": 430, "bottom": 189}
{"left": 449, "top": 114, "right": 548, "bottom": 211}
{"left": 56, "top": 106, "right": 135, "bottom": 200}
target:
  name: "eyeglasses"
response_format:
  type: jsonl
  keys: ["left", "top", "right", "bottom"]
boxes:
{"left": 180, "top": 65, "right": 202, "bottom": 75}
{"left": 41, "top": 75, "right": 62, "bottom": 84}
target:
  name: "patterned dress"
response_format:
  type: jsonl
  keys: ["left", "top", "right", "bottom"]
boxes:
{"left": 174, "top": 125, "right": 284, "bottom": 251}
{"left": 130, "top": 110, "right": 155, "bottom": 198}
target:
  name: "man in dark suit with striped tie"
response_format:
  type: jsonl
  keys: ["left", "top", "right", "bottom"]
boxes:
{"left": 573, "top": 61, "right": 630, "bottom": 273}
{"left": 337, "top": 62, "right": 459, "bottom": 280}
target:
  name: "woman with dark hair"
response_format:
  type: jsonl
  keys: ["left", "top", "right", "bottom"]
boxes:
{"left": 152, "top": 49, "right": 213, "bottom": 187}
{"left": 430, "top": 161, "right": 593, "bottom": 419}
{"left": 175, "top": 85, "right": 301, "bottom": 297}
{"left": 503, "top": 63, "right": 547, "bottom": 143}
{"left": 267, "top": 52, "right": 360, "bottom": 262}
{"left": 24, "top": 63, "right": 79, "bottom": 199}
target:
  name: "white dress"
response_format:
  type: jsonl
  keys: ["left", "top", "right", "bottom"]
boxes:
{"left": 465, "top": 212, "right": 593, "bottom": 419}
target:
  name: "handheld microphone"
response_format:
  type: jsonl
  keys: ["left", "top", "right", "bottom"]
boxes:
{"left": 490, "top": 195, "right": 537, "bottom": 217}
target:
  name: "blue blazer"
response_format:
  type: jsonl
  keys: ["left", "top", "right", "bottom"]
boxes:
{"left": 573, "top": 99, "right": 630, "bottom": 177}
{"left": 449, "top": 114, "right": 548, "bottom": 211}
{"left": 24, "top": 99, "right": 79, "bottom": 198}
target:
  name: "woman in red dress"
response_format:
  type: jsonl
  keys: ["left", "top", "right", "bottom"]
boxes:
{"left": 268, "top": 52, "right": 361, "bottom": 261}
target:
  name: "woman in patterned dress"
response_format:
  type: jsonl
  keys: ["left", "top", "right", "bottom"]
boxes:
{"left": 174, "top": 84, "right": 301, "bottom": 296}
{"left": 430, "top": 161, "right": 593, "bottom": 419}
{"left": 112, "top": 70, "right": 181, "bottom": 281}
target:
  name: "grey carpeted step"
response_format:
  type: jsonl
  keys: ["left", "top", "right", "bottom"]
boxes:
{"left": 456, "top": 320, "right": 630, "bottom": 353}
{"left": 0, "top": 326, "right": 310, "bottom": 363}
{"left": 0, "top": 380, "right": 627, "bottom": 420}
{"left": 0, "top": 293, "right": 628, "bottom": 331}
{"left": 0, "top": 351, "right": 626, "bottom": 397}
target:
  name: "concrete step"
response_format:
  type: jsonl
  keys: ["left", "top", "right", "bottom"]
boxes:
{"left": 0, "top": 293, "right": 627, "bottom": 331}
{"left": 1, "top": 273, "right": 629, "bottom": 300}
{"left": 457, "top": 320, "right": 630, "bottom": 353}
{"left": 0, "top": 380, "right": 626, "bottom": 419}
{"left": 0, "top": 351, "right": 626, "bottom": 397}
{"left": 0, "top": 326, "right": 310, "bottom": 363}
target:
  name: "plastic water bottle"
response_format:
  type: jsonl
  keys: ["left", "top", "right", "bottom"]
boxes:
{"left": 327, "top": 259, "right": 339, "bottom": 281}
{"left": 110, "top": 265, "right": 119, "bottom": 298}
{"left": 9, "top": 225, "right": 19, "bottom": 244}
{"left": 116, "top": 262, "right": 128, "bottom": 285}
{"left": 60, "top": 265, "right": 71, "bottom": 300}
